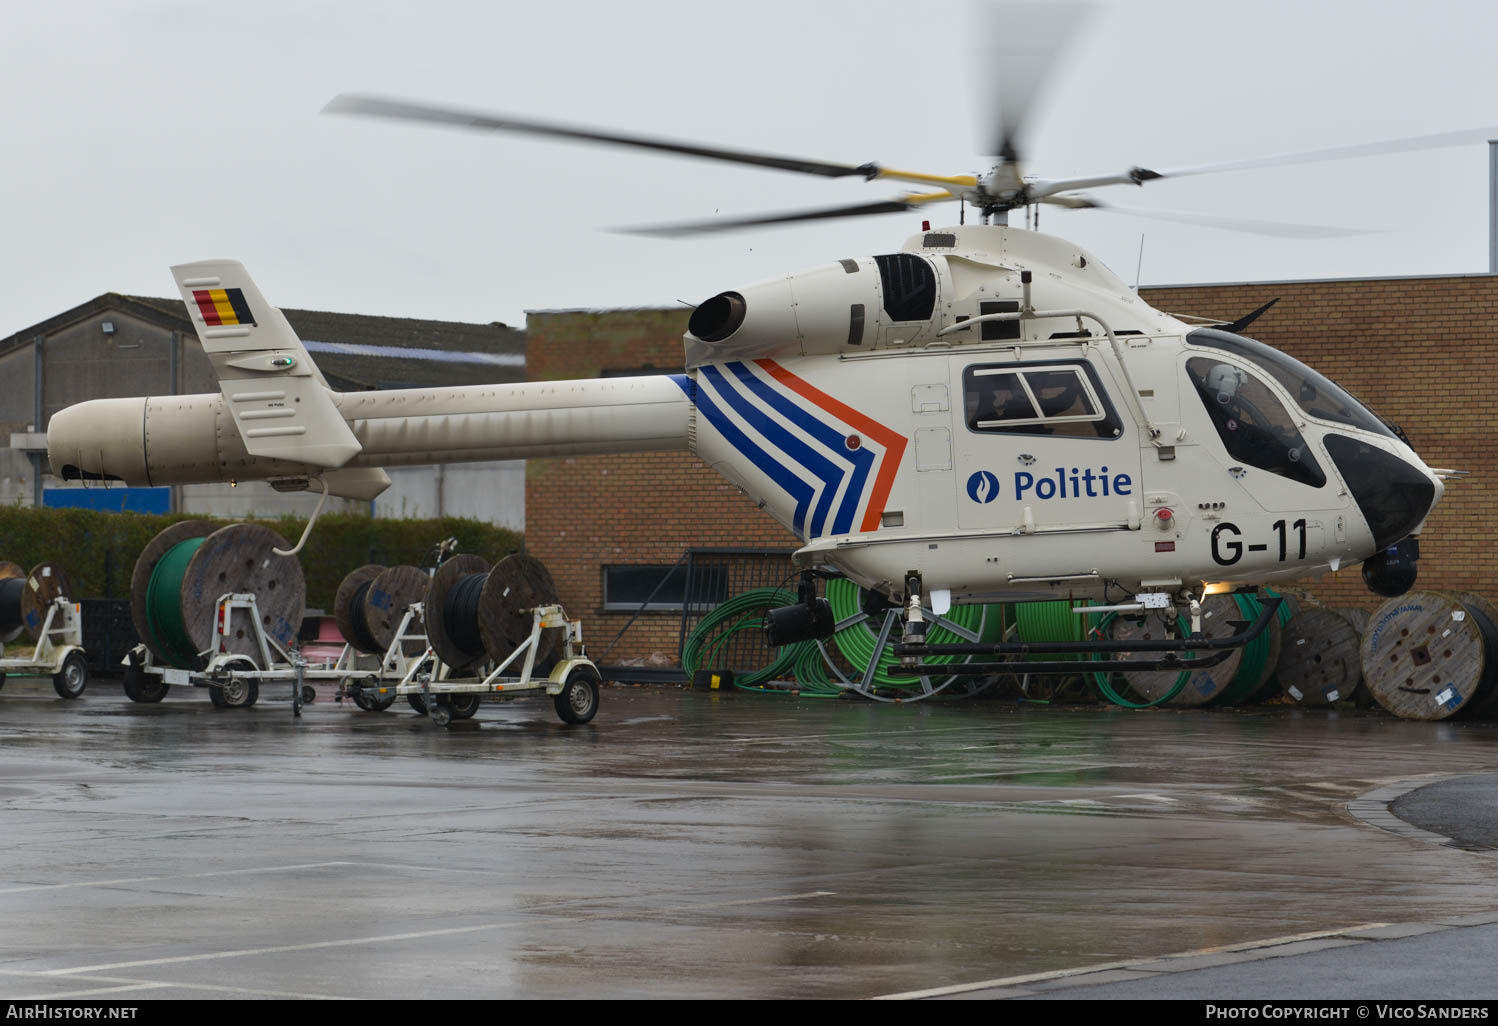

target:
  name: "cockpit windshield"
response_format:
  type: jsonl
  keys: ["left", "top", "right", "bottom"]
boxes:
{"left": 1189, "top": 328, "right": 1396, "bottom": 440}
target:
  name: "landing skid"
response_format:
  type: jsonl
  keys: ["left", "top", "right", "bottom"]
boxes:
{"left": 895, "top": 597, "right": 1283, "bottom": 676}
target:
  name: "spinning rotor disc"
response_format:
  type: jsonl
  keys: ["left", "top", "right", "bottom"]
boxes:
{"left": 131, "top": 520, "right": 217, "bottom": 664}
{"left": 424, "top": 554, "right": 490, "bottom": 673}
{"left": 20, "top": 562, "right": 73, "bottom": 642}
{"left": 177, "top": 523, "right": 306, "bottom": 665}
{"left": 364, "top": 565, "right": 430, "bottom": 656}
{"left": 334, "top": 564, "right": 385, "bottom": 655}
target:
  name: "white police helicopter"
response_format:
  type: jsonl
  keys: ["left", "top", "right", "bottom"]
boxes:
{"left": 47, "top": 10, "right": 1467, "bottom": 674}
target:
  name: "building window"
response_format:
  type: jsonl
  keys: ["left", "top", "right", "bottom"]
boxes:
{"left": 602, "top": 564, "right": 704, "bottom": 612}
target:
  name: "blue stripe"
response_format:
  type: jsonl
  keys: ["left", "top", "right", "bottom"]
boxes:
{"left": 723, "top": 362, "right": 874, "bottom": 536}
{"left": 706, "top": 364, "right": 845, "bottom": 539}
{"left": 692, "top": 377, "right": 814, "bottom": 538}
{"left": 668, "top": 373, "right": 693, "bottom": 399}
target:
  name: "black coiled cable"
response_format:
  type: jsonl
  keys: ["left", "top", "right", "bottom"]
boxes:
{"left": 0, "top": 577, "right": 23, "bottom": 633}
{"left": 445, "top": 572, "right": 488, "bottom": 655}
{"left": 345, "top": 578, "right": 382, "bottom": 654}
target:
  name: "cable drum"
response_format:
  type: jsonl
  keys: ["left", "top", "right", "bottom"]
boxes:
{"left": 19, "top": 563, "right": 73, "bottom": 642}
{"left": 424, "top": 554, "right": 490, "bottom": 672}
{"left": 334, "top": 564, "right": 385, "bottom": 655}
{"left": 1100, "top": 594, "right": 1244, "bottom": 707}
{"left": 1361, "top": 591, "right": 1498, "bottom": 721}
{"left": 1277, "top": 607, "right": 1363, "bottom": 706}
{"left": 1213, "top": 593, "right": 1286, "bottom": 706}
{"left": 1457, "top": 593, "right": 1498, "bottom": 719}
{"left": 139, "top": 523, "right": 305, "bottom": 670}
{"left": 364, "top": 565, "right": 431, "bottom": 656}
{"left": 131, "top": 520, "right": 217, "bottom": 666}
{"left": 424, "top": 553, "right": 564, "bottom": 674}
{"left": 478, "top": 554, "right": 564, "bottom": 668}
{"left": 0, "top": 562, "right": 24, "bottom": 644}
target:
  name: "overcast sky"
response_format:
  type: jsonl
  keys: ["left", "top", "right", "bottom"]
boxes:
{"left": 6, "top": 0, "right": 1498, "bottom": 336}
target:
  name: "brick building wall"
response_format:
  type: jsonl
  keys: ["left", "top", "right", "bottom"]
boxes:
{"left": 525, "top": 275, "right": 1496, "bottom": 664}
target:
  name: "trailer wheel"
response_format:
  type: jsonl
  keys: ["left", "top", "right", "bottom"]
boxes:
{"left": 554, "top": 665, "right": 601, "bottom": 724}
{"left": 352, "top": 682, "right": 397, "bottom": 712}
{"left": 428, "top": 698, "right": 453, "bottom": 727}
{"left": 449, "top": 694, "right": 482, "bottom": 720}
{"left": 122, "top": 663, "right": 168, "bottom": 704}
{"left": 53, "top": 651, "right": 88, "bottom": 700}
{"left": 209, "top": 658, "right": 259, "bottom": 709}
{"left": 301, "top": 685, "right": 317, "bottom": 706}
{"left": 408, "top": 694, "right": 430, "bottom": 715}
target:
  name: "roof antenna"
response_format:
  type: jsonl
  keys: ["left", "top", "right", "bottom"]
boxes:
{"left": 1134, "top": 234, "right": 1146, "bottom": 291}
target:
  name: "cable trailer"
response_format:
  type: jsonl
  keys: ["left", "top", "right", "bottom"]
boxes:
{"left": 123, "top": 592, "right": 602, "bottom": 728}
{"left": 0, "top": 596, "right": 90, "bottom": 699}
{"left": 345, "top": 601, "right": 601, "bottom": 728}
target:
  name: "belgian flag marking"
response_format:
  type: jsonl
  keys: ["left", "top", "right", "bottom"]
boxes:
{"left": 191, "top": 287, "right": 256, "bottom": 327}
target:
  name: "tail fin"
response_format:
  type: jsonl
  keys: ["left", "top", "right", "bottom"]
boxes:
{"left": 172, "top": 259, "right": 363, "bottom": 469}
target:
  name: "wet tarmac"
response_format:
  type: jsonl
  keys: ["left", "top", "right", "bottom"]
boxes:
{"left": 2, "top": 680, "right": 1498, "bottom": 1000}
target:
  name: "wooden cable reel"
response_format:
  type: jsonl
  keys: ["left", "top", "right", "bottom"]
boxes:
{"left": 10, "top": 562, "right": 73, "bottom": 643}
{"left": 334, "top": 564, "right": 385, "bottom": 654}
{"left": 136, "top": 522, "right": 306, "bottom": 670}
{"left": 1278, "top": 607, "right": 1363, "bottom": 706}
{"left": 1360, "top": 591, "right": 1498, "bottom": 721}
{"left": 362, "top": 565, "right": 430, "bottom": 656}
{"left": 425, "top": 553, "right": 563, "bottom": 674}
{"left": 1108, "top": 594, "right": 1245, "bottom": 707}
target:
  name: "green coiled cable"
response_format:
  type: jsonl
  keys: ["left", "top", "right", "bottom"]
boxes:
{"left": 146, "top": 538, "right": 206, "bottom": 670}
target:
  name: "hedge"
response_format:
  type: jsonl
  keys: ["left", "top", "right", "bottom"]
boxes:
{"left": 0, "top": 506, "right": 523, "bottom": 613}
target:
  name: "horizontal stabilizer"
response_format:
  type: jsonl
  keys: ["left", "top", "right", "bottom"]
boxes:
{"left": 171, "top": 259, "right": 362, "bottom": 469}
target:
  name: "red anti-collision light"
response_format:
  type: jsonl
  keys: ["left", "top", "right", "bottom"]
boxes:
{"left": 1155, "top": 508, "right": 1174, "bottom": 529}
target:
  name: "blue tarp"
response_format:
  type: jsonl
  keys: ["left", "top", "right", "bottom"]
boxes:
{"left": 43, "top": 487, "right": 171, "bottom": 514}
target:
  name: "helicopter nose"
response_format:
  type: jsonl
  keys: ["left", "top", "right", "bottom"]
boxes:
{"left": 1323, "top": 434, "right": 1439, "bottom": 552}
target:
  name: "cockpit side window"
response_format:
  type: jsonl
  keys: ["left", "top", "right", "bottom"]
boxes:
{"left": 1189, "top": 328, "right": 1396, "bottom": 439}
{"left": 873, "top": 254, "right": 937, "bottom": 322}
{"left": 1187, "top": 356, "right": 1327, "bottom": 488}
{"left": 964, "top": 360, "right": 1122, "bottom": 439}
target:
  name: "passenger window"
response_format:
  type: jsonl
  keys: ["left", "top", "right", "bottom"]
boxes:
{"left": 1186, "top": 357, "right": 1326, "bottom": 487}
{"left": 964, "top": 362, "right": 1122, "bottom": 439}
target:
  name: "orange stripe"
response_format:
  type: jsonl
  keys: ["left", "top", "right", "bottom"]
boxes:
{"left": 755, "top": 359, "right": 908, "bottom": 534}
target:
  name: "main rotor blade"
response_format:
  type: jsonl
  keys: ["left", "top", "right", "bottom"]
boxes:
{"left": 614, "top": 195, "right": 955, "bottom": 238}
{"left": 975, "top": 1, "right": 1094, "bottom": 162}
{"left": 1049, "top": 194, "right": 1377, "bottom": 238}
{"left": 325, "top": 94, "right": 878, "bottom": 180}
{"left": 1158, "top": 125, "right": 1498, "bottom": 180}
